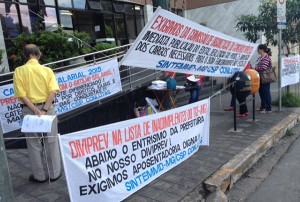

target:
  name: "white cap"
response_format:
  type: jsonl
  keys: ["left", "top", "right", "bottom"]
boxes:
{"left": 187, "top": 75, "right": 200, "bottom": 82}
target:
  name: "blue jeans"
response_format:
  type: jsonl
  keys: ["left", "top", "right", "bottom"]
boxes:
{"left": 259, "top": 83, "right": 272, "bottom": 111}
{"left": 189, "top": 86, "right": 201, "bottom": 103}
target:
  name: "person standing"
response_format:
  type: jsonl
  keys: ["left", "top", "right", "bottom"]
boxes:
{"left": 255, "top": 44, "right": 272, "bottom": 113}
{"left": 13, "top": 44, "right": 61, "bottom": 182}
{"left": 186, "top": 74, "right": 204, "bottom": 103}
{"left": 225, "top": 62, "right": 251, "bottom": 117}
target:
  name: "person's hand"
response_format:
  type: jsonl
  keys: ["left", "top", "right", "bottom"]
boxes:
{"left": 34, "top": 109, "right": 42, "bottom": 117}
{"left": 40, "top": 110, "right": 47, "bottom": 116}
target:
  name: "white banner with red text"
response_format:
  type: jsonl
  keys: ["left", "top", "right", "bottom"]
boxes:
{"left": 120, "top": 7, "right": 257, "bottom": 77}
{"left": 281, "top": 55, "right": 300, "bottom": 87}
{"left": 59, "top": 98, "right": 210, "bottom": 202}
{"left": 0, "top": 58, "right": 122, "bottom": 134}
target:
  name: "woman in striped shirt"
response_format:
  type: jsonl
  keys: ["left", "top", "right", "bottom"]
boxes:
{"left": 255, "top": 44, "right": 272, "bottom": 113}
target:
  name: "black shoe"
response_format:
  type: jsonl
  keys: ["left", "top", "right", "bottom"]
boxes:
{"left": 50, "top": 174, "right": 62, "bottom": 182}
{"left": 29, "top": 175, "right": 47, "bottom": 183}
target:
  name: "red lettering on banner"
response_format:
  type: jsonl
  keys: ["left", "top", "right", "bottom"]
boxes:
{"left": 59, "top": 83, "right": 68, "bottom": 91}
{"left": 101, "top": 70, "right": 113, "bottom": 77}
{"left": 284, "top": 57, "right": 299, "bottom": 65}
{"left": 125, "top": 124, "right": 141, "bottom": 142}
{"left": 150, "top": 15, "right": 184, "bottom": 36}
{"left": 112, "top": 129, "right": 122, "bottom": 145}
{"left": 69, "top": 132, "right": 109, "bottom": 159}
{"left": 0, "top": 97, "right": 18, "bottom": 106}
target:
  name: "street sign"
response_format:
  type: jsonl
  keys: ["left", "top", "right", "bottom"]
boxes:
{"left": 277, "top": 0, "right": 286, "bottom": 29}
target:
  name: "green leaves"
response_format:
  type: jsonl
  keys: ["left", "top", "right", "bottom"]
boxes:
{"left": 235, "top": 0, "right": 300, "bottom": 51}
{"left": 8, "top": 30, "right": 91, "bottom": 70}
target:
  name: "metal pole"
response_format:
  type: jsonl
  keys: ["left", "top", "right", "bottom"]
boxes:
{"left": 233, "top": 83, "right": 237, "bottom": 131}
{"left": 278, "top": 29, "right": 282, "bottom": 111}
{"left": 0, "top": 123, "right": 15, "bottom": 201}
{"left": 252, "top": 94, "right": 255, "bottom": 121}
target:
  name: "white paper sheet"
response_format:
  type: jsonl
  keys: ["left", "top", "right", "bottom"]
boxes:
{"left": 21, "top": 115, "right": 56, "bottom": 133}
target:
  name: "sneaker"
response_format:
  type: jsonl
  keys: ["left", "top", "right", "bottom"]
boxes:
{"left": 259, "top": 109, "right": 266, "bottom": 114}
{"left": 236, "top": 113, "right": 246, "bottom": 117}
{"left": 224, "top": 107, "right": 234, "bottom": 111}
{"left": 266, "top": 110, "right": 272, "bottom": 114}
{"left": 245, "top": 112, "right": 249, "bottom": 116}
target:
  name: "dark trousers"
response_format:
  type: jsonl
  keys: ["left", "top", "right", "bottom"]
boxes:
{"left": 236, "top": 96, "right": 248, "bottom": 114}
{"left": 259, "top": 83, "right": 272, "bottom": 111}
{"left": 189, "top": 86, "right": 201, "bottom": 103}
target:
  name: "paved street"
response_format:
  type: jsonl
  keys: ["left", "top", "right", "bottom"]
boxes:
{"left": 247, "top": 124, "right": 300, "bottom": 202}
{"left": 227, "top": 122, "right": 300, "bottom": 202}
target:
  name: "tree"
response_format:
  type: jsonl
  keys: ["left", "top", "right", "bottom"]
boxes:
{"left": 235, "top": 0, "right": 300, "bottom": 54}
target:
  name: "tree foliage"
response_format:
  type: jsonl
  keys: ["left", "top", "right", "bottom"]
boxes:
{"left": 236, "top": 0, "right": 300, "bottom": 51}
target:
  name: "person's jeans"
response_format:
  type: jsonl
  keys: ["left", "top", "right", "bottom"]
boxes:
{"left": 189, "top": 86, "right": 201, "bottom": 103}
{"left": 259, "top": 83, "right": 272, "bottom": 111}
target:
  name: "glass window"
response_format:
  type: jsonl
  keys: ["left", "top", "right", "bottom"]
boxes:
{"left": 103, "top": 14, "right": 114, "bottom": 38}
{"left": 134, "top": 5, "right": 143, "bottom": 15}
{"left": 39, "top": 0, "right": 55, "bottom": 6}
{"left": 42, "top": 7, "right": 58, "bottom": 31}
{"left": 59, "top": 10, "right": 73, "bottom": 29}
{"left": 19, "top": 0, "right": 36, "bottom": 4}
{"left": 124, "top": 4, "right": 134, "bottom": 14}
{"left": 87, "top": 0, "right": 102, "bottom": 10}
{"left": 113, "top": 2, "right": 124, "bottom": 13}
{"left": 101, "top": 0, "right": 112, "bottom": 12}
{"left": 58, "top": 0, "right": 72, "bottom": 8}
{"left": 74, "top": 0, "right": 86, "bottom": 9}
{"left": 115, "top": 14, "right": 127, "bottom": 45}
{"left": 19, "top": 5, "right": 38, "bottom": 33}
{"left": 126, "top": 15, "right": 135, "bottom": 41}
{"left": 136, "top": 15, "right": 144, "bottom": 34}
{"left": 0, "top": 3, "right": 20, "bottom": 38}
{"left": 177, "top": 9, "right": 183, "bottom": 17}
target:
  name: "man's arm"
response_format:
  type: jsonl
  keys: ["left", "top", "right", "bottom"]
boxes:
{"left": 42, "top": 91, "right": 57, "bottom": 113}
{"left": 19, "top": 97, "right": 42, "bottom": 116}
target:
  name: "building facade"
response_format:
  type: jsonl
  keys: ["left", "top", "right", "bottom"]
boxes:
{"left": 0, "top": 0, "right": 240, "bottom": 72}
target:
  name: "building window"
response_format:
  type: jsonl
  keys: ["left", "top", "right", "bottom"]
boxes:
{"left": 177, "top": 9, "right": 183, "bottom": 17}
{"left": 126, "top": 15, "right": 135, "bottom": 42}
{"left": 39, "top": 0, "right": 55, "bottom": 6}
{"left": 59, "top": 10, "right": 73, "bottom": 29}
{"left": 19, "top": 5, "right": 39, "bottom": 33}
{"left": 74, "top": 0, "right": 86, "bottom": 9}
{"left": 103, "top": 14, "right": 114, "bottom": 38}
{"left": 42, "top": 7, "right": 58, "bottom": 31}
{"left": 136, "top": 15, "right": 144, "bottom": 34}
{"left": 101, "top": 0, "right": 112, "bottom": 12}
{"left": 0, "top": 3, "right": 20, "bottom": 38}
{"left": 58, "top": 0, "right": 72, "bottom": 8}
{"left": 19, "top": 0, "right": 37, "bottom": 4}
{"left": 134, "top": 5, "right": 143, "bottom": 15}
{"left": 115, "top": 13, "right": 127, "bottom": 45}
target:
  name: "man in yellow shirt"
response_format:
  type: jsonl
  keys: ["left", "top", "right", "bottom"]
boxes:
{"left": 13, "top": 44, "right": 61, "bottom": 183}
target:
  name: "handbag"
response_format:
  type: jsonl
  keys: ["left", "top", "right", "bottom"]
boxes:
{"left": 259, "top": 67, "right": 277, "bottom": 84}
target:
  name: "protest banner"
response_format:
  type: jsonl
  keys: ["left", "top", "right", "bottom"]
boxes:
{"left": 59, "top": 98, "right": 210, "bottom": 202}
{"left": 281, "top": 55, "right": 300, "bottom": 87}
{"left": 0, "top": 84, "right": 22, "bottom": 133}
{"left": 54, "top": 59, "right": 122, "bottom": 115}
{"left": 120, "top": 7, "right": 257, "bottom": 77}
{"left": 0, "top": 59, "right": 122, "bottom": 133}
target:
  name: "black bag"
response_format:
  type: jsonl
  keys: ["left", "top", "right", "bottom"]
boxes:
{"left": 184, "top": 82, "right": 198, "bottom": 91}
{"left": 259, "top": 67, "right": 277, "bottom": 84}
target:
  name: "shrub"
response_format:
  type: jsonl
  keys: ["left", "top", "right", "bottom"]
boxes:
{"left": 272, "top": 92, "right": 300, "bottom": 107}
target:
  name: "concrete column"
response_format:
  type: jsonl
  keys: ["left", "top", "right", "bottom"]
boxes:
{"left": 144, "top": 4, "right": 154, "bottom": 24}
{"left": 0, "top": 20, "right": 9, "bottom": 73}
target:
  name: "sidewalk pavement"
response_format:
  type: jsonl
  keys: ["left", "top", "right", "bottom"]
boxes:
{"left": 5, "top": 83, "right": 300, "bottom": 202}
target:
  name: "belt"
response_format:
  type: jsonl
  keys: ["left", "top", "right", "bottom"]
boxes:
{"left": 20, "top": 102, "right": 46, "bottom": 108}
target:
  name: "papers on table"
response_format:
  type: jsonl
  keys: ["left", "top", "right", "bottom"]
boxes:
{"left": 21, "top": 115, "right": 56, "bottom": 133}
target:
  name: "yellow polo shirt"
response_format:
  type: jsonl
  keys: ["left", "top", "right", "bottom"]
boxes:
{"left": 13, "top": 59, "right": 60, "bottom": 103}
